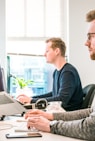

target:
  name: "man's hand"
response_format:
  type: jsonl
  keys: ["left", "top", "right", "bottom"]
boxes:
{"left": 17, "top": 94, "right": 32, "bottom": 104}
{"left": 24, "top": 109, "right": 54, "bottom": 120}
{"left": 27, "top": 116, "right": 51, "bottom": 132}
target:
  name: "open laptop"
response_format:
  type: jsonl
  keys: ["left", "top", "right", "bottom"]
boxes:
{"left": 0, "top": 91, "right": 27, "bottom": 118}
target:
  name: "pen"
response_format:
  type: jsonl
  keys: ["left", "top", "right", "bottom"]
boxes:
{"left": 15, "top": 129, "right": 31, "bottom": 132}
{"left": 16, "top": 119, "right": 27, "bottom": 122}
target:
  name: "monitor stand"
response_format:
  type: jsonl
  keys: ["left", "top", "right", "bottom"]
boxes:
{"left": 0, "top": 111, "right": 25, "bottom": 121}
{"left": 0, "top": 115, "right": 5, "bottom": 121}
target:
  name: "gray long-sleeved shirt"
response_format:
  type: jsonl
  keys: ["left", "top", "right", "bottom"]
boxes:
{"left": 50, "top": 108, "right": 95, "bottom": 141}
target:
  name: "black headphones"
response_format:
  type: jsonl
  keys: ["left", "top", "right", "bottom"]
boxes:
{"left": 35, "top": 98, "right": 48, "bottom": 109}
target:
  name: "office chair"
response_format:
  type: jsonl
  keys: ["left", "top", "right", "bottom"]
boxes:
{"left": 81, "top": 84, "right": 95, "bottom": 109}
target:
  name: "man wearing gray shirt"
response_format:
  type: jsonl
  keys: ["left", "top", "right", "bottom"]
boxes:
{"left": 25, "top": 9, "right": 95, "bottom": 141}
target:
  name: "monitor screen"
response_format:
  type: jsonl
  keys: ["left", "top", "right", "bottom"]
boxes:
{"left": 0, "top": 67, "right": 6, "bottom": 92}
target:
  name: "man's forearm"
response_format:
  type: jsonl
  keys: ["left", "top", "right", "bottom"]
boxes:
{"left": 50, "top": 112, "right": 95, "bottom": 141}
{"left": 53, "top": 108, "right": 92, "bottom": 121}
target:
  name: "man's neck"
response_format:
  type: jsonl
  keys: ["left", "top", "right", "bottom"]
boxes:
{"left": 55, "top": 57, "right": 67, "bottom": 71}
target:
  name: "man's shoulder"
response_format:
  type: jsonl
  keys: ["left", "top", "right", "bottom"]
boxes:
{"left": 62, "top": 63, "right": 77, "bottom": 72}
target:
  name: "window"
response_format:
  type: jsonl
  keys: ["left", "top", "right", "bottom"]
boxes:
{"left": 6, "top": 0, "right": 62, "bottom": 96}
{"left": 7, "top": 55, "right": 55, "bottom": 97}
{"left": 6, "top": 0, "right": 61, "bottom": 38}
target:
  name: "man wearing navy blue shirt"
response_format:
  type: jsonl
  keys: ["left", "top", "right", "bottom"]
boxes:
{"left": 17, "top": 38, "right": 83, "bottom": 111}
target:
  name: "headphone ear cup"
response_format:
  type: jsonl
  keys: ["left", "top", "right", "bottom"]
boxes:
{"left": 35, "top": 98, "right": 48, "bottom": 109}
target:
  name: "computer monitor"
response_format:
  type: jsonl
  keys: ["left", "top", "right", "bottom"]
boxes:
{"left": 0, "top": 66, "right": 6, "bottom": 92}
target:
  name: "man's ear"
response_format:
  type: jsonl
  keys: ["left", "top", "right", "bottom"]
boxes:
{"left": 55, "top": 48, "right": 60, "bottom": 55}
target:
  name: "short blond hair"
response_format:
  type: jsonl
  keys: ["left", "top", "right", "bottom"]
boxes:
{"left": 46, "top": 37, "right": 66, "bottom": 57}
{"left": 86, "top": 9, "right": 95, "bottom": 22}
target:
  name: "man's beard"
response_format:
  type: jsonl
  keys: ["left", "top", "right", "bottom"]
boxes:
{"left": 90, "top": 54, "right": 95, "bottom": 60}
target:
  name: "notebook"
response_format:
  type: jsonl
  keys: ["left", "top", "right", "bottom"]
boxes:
{"left": 0, "top": 91, "right": 27, "bottom": 118}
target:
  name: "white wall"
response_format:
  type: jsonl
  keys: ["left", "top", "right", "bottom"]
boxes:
{"left": 0, "top": 0, "right": 6, "bottom": 70}
{"left": 68, "top": 0, "right": 95, "bottom": 87}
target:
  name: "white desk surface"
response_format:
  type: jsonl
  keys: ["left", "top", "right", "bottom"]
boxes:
{"left": 0, "top": 116, "right": 86, "bottom": 141}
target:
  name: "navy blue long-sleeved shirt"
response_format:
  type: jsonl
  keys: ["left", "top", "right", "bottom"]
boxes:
{"left": 31, "top": 63, "right": 84, "bottom": 111}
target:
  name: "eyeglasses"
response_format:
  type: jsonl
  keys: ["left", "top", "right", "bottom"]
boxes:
{"left": 87, "top": 33, "right": 95, "bottom": 40}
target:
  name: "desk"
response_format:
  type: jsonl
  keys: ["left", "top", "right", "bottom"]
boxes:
{"left": 0, "top": 116, "right": 86, "bottom": 141}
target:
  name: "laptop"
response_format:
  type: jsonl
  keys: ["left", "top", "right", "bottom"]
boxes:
{"left": 0, "top": 91, "right": 27, "bottom": 118}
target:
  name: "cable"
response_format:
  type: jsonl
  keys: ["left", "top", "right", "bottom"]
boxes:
{"left": 0, "top": 123, "right": 14, "bottom": 130}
